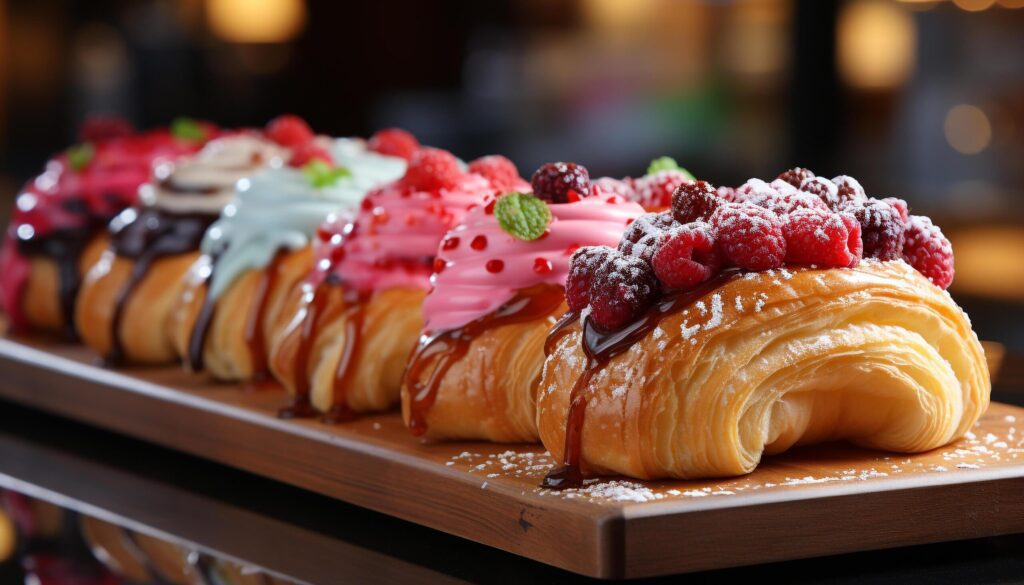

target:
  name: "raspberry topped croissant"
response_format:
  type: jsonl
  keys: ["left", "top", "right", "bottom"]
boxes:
{"left": 538, "top": 170, "right": 988, "bottom": 487}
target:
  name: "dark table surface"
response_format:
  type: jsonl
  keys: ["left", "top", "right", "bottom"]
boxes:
{"left": 1, "top": 378, "right": 1024, "bottom": 585}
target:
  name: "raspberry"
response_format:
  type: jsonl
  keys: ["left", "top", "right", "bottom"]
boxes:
{"left": 671, "top": 180, "right": 722, "bottom": 224}
{"left": 882, "top": 197, "right": 910, "bottom": 224}
{"left": 266, "top": 114, "right": 314, "bottom": 147}
{"left": 592, "top": 177, "right": 636, "bottom": 201}
{"left": 79, "top": 116, "right": 134, "bottom": 142}
{"left": 565, "top": 246, "right": 607, "bottom": 312}
{"left": 289, "top": 141, "right": 334, "bottom": 168}
{"left": 404, "top": 147, "right": 463, "bottom": 191}
{"left": 587, "top": 250, "right": 660, "bottom": 330}
{"left": 747, "top": 190, "right": 828, "bottom": 217}
{"left": 902, "top": 215, "right": 954, "bottom": 289}
{"left": 368, "top": 128, "right": 419, "bottom": 160}
{"left": 843, "top": 198, "right": 905, "bottom": 260}
{"left": 710, "top": 204, "right": 786, "bottom": 271}
{"left": 777, "top": 167, "right": 815, "bottom": 189}
{"left": 531, "top": 162, "right": 590, "bottom": 203}
{"left": 800, "top": 177, "right": 841, "bottom": 210}
{"left": 636, "top": 170, "right": 691, "bottom": 209}
{"left": 469, "top": 155, "right": 521, "bottom": 192}
{"left": 618, "top": 211, "right": 676, "bottom": 263}
{"left": 769, "top": 178, "right": 799, "bottom": 196}
{"left": 782, "top": 208, "right": 862, "bottom": 267}
{"left": 735, "top": 178, "right": 775, "bottom": 202}
{"left": 651, "top": 223, "right": 721, "bottom": 289}
{"left": 832, "top": 175, "right": 867, "bottom": 208}
{"left": 717, "top": 186, "right": 737, "bottom": 202}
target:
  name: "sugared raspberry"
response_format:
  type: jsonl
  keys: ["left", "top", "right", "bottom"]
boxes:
{"left": 747, "top": 190, "right": 828, "bottom": 217}
{"left": 566, "top": 247, "right": 606, "bottom": 312}
{"left": 469, "top": 155, "right": 521, "bottom": 192}
{"left": 587, "top": 250, "right": 660, "bottom": 330}
{"left": 800, "top": 177, "right": 841, "bottom": 210}
{"left": 79, "top": 116, "right": 134, "bottom": 142}
{"left": 592, "top": 177, "right": 636, "bottom": 201}
{"left": 531, "top": 162, "right": 590, "bottom": 203}
{"left": 769, "top": 179, "right": 799, "bottom": 196}
{"left": 404, "top": 147, "right": 463, "bottom": 191}
{"left": 717, "top": 186, "right": 737, "bottom": 202}
{"left": 782, "top": 208, "right": 862, "bottom": 267}
{"left": 710, "top": 204, "right": 786, "bottom": 271}
{"left": 618, "top": 211, "right": 676, "bottom": 263}
{"left": 882, "top": 197, "right": 910, "bottom": 224}
{"left": 671, "top": 180, "right": 722, "bottom": 224}
{"left": 735, "top": 178, "right": 775, "bottom": 203}
{"left": 289, "top": 141, "right": 334, "bottom": 168}
{"left": 843, "top": 198, "right": 905, "bottom": 260}
{"left": 368, "top": 128, "right": 419, "bottom": 160}
{"left": 636, "top": 170, "right": 691, "bottom": 209}
{"left": 266, "top": 114, "right": 314, "bottom": 147}
{"left": 902, "top": 215, "right": 954, "bottom": 289}
{"left": 832, "top": 175, "right": 867, "bottom": 208}
{"left": 651, "top": 223, "right": 721, "bottom": 289}
{"left": 777, "top": 167, "right": 815, "bottom": 189}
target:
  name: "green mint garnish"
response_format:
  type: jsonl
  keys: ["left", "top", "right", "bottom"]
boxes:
{"left": 302, "top": 160, "right": 350, "bottom": 188}
{"left": 647, "top": 156, "right": 694, "bottom": 180}
{"left": 494, "top": 192, "right": 552, "bottom": 241}
{"left": 171, "top": 117, "right": 207, "bottom": 142}
{"left": 67, "top": 143, "right": 95, "bottom": 172}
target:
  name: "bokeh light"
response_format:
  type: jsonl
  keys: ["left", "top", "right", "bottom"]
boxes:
{"left": 206, "top": 0, "right": 307, "bottom": 43}
{"left": 837, "top": 0, "right": 917, "bottom": 90}
{"left": 945, "top": 104, "right": 993, "bottom": 154}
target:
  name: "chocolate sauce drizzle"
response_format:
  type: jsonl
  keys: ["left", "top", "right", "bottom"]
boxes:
{"left": 541, "top": 269, "right": 740, "bottom": 490}
{"left": 323, "top": 288, "right": 370, "bottom": 423}
{"left": 277, "top": 275, "right": 339, "bottom": 419}
{"left": 106, "top": 208, "right": 216, "bottom": 364}
{"left": 404, "top": 284, "right": 566, "bottom": 436}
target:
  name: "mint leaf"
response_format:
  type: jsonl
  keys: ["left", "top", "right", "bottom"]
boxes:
{"left": 171, "top": 117, "right": 207, "bottom": 142}
{"left": 302, "top": 160, "right": 351, "bottom": 188}
{"left": 647, "top": 156, "right": 694, "bottom": 180}
{"left": 494, "top": 192, "right": 552, "bottom": 241}
{"left": 67, "top": 143, "right": 95, "bottom": 172}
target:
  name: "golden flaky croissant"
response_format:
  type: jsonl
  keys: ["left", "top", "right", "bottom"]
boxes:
{"left": 268, "top": 283, "right": 425, "bottom": 419}
{"left": 538, "top": 260, "right": 990, "bottom": 481}
{"left": 20, "top": 235, "right": 108, "bottom": 333}
{"left": 171, "top": 247, "right": 311, "bottom": 381}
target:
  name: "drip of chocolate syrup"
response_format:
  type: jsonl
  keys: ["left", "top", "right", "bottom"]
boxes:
{"left": 541, "top": 269, "right": 740, "bottom": 489}
{"left": 105, "top": 207, "right": 216, "bottom": 364}
{"left": 277, "top": 274, "right": 340, "bottom": 419}
{"left": 322, "top": 288, "right": 371, "bottom": 424}
{"left": 403, "top": 284, "right": 566, "bottom": 436}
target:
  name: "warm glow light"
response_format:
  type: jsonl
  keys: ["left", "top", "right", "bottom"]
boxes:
{"left": 206, "top": 0, "right": 306, "bottom": 43}
{"left": 837, "top": 0, "right": 916, "bottom": 90}
{"left": 997, "top": 0, "right": 1024, "bottom": 7}
{"left": 951, "top": 228, "right": 1024, "bottom": 301}
{"left": 944, "top": 104, "right": 992, "bottom": 154}
{"left": 953, "top": 0, "right": 996, "bottom": 10}
{"left": 0, "top": 511, "right": 13, "bottom": 563}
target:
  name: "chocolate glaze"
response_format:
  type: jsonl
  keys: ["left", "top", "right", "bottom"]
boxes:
{"left": 322, "top": 288, "right": 371, "bottom": 424}
{"left": 277, "top": 273, "right": 341, "bottom": 419}
{"left": 542, "top": 269, "right": 741, "bottom": 489}
{"left": 404, "top": 283, "right": 566, "bottom": 436}
{"left": 106, "top": 207, "right": 216, "bottom": 364}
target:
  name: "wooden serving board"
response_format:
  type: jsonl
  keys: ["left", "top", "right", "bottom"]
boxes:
{"left": 1, "top": 337, "right": 1023, "bottom": 579}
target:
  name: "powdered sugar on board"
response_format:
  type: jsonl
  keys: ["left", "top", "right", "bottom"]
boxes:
{"left": 440, "top": 409, "right": 1023, "bottom": 505}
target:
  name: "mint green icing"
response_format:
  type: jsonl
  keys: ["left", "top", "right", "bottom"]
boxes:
{"left": 200, "top": 138, "right": 406, "bottom": 300}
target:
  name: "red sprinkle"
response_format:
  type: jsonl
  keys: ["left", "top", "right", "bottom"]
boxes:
{"left": 564, "top": 244, "right": 580, "bottom": 256}
{"left": 471, "top": 235, "right": 488, "bottom": 250}
{"left": 567, "top": 190, "right": 582, "bottom": 203}
{"left": 442, "top": 237, "right": 460, "bottom": 251}
{"left": 533, "top": 257, "right": 553, "bottom": 274}
{"left": 433, "top": 258, "right": 447, "bottom": 273}
{"left": 484, "top": 199, "right": 497, "bottom": 214}
{"left": 486, "top": 259, "right": 504, "bottom": 273}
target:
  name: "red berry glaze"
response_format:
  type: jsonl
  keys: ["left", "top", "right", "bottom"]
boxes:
{"left": 469, "top": 155, "right": 522, "bottom": 192}
{"left": 902, "top": 215, "right": 954, "bottom": 289}
{"left": 368, "top": 128, "right": 419, "bottom": 160}
{"left": 266, "top": 114, "right": 314, "bottom": 147}
{"left": 404, "top": 147, "right": 463, "bottom": 191}
{"left": 710, "top": 204, "right": 787, "bottom": 271}
{"left": 843, "top": 198, "right": 904, "bottom": 260}
{"left": 531, "top": 162, "right": 590, "bottom": 204}
{"left": 671, "top": 180, "right": 722, "bottom": 224}
{"left": 651, "top": 223, "right": 721, "bottom": 289}
{"left": 781, "top": 208, "right": 862, "bottom": 267}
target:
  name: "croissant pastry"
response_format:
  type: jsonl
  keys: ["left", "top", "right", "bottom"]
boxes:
{"left": 537, "top": 171, "right": 988, "bottom": 485}
{"left": 0, "top": 124, "right": 204, "bottom": 336}
{"left": 171, "top": 135, "right": 407, "bottom": 380}
{"left": 268, "top": 147, "right": 510, "bottom": 420}
{"left": 401, "top": 163, "right": 644, "bottom": 442}
{"left": 75, "top": 133, "right": 286, "bottom": 364}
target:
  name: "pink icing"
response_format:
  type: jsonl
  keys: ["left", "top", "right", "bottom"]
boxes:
{"left": 421, "top": 193, "right": 645, "bottom": 332}
{"left": 0, "top": 129, "right": 205, "bottom": 329}
{"left": 309, "top": 164, "right": 516, "bottom": 293}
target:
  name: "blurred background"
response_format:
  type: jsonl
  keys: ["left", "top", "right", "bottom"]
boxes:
{"left": 0, "top": 0, "right": 1023, "bottom": 348}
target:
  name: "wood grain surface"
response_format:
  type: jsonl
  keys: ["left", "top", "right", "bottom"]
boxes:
{"left": 0, "top": 336, "right": 1021, "bottom": 578}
